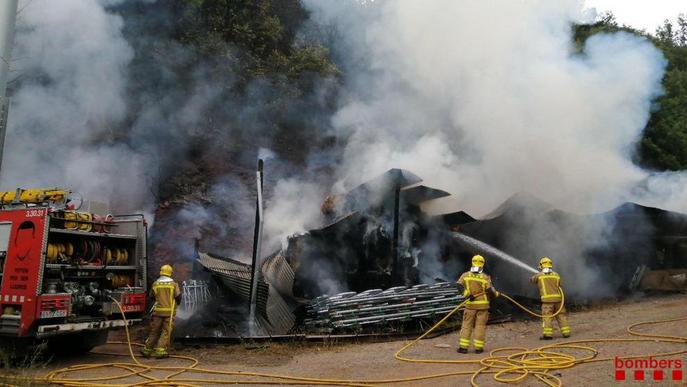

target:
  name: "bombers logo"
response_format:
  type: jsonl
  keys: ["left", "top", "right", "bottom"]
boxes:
{"left": 615, "top": 356, "right": 683, "bottom": 381}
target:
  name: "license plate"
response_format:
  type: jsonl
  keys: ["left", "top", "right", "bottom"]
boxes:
{"left": 40, "top": 309, "right": 67, "bottom": 318}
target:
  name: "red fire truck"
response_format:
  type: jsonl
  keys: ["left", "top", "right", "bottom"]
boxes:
{"left": 0, "top": 188, "right": 147, "bottom": 355}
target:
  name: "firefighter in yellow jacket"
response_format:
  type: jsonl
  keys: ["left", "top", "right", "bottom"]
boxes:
{"left": 530, "top": 257, "right": 570, "bottom": 340}
{"left": 141, "top": 264, "right": 181, "bottom": 358}
{"left": 457, "top": 255, "right": 500, "bottom": 354}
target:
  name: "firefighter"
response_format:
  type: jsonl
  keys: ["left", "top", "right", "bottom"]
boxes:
{"left": 457, "top": 255, "right": 500, "bottom": 354}
{"left": 141, "top": 264, "right": 181, "bottom": 358}
{"left": 530, "top": 257, "right": 570, "bottom": 340}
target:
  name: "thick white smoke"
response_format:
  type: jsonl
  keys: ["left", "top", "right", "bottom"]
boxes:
{"left": 1, "top": 0, "right": 152, "bottom": 213}
{"left": 305, "top": 0, "right": 669, "bottom": 217}
{"left": 290, "top": 0, "right": 682, "bottom": 298}
{"left": 263, "top": 178, "right": 325, "bottom": 252}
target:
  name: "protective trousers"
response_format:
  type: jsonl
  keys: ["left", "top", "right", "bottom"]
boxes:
{"left": 144, "top": 315, "right": 174, "bottom": 352}
{"left": 541, "top": 302, "right": 570, "bottom": 337}
{"left": 459, "top": 309, "right": 489, "bottom": 350}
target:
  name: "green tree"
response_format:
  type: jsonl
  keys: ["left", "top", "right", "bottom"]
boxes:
{"left": 677, "top": 14, "right": 687, "bottom": 46}
{"left": 656, "top": 18, "right": 675, "bottom": 44}
{"left": 179, "top": 0, "right": 338, "bottom": 84}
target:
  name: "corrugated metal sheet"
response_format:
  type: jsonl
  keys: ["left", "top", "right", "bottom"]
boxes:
{"left": 198, "top": 252, "right": 296, "bottom": 335}
{"left": 261, "top": 253, "right": 295, "bottom": 298}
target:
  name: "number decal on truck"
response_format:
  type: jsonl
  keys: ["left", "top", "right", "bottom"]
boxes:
{"left": 121, "top": 304, "right": 143, "bottom": 312}
{"left": 25, "top": 209, "right": 45, "bottom": 218}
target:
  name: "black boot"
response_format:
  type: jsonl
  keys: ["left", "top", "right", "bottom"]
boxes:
{"left": 540, "top": 336, "right": 553, "bottom": 340}
{"left": 475, "top": 348, "right": 484, "bottom": 354}
{"left": 457, "top": 347, "right": 468, "bottom": 354}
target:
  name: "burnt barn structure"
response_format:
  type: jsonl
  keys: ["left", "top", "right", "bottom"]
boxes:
{"left": 186, "top": 168, "right": 687, "bottom": 338}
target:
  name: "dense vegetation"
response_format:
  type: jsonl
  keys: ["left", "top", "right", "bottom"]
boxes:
{"left": 110, "top": 0, "right": 343, "bottom": 263}
{"left": 113, "top": 0, "right": 340, "bottom": 202}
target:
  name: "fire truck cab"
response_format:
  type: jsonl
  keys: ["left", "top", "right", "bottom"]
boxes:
{"left": 0, "top": 188, "right": 147, "bottom": 355}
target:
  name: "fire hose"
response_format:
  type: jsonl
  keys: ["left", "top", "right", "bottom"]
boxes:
{"left": 1, "top": 291, "right": 686, "bottom": 387}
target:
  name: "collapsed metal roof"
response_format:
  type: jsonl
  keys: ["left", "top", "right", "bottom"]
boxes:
{"left": 401, "top": 185, "right": 451, "bottom": 205}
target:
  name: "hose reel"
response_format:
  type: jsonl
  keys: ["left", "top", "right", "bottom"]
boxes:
{"left": 46, "top": 240, "right": 130, "bottom": 266}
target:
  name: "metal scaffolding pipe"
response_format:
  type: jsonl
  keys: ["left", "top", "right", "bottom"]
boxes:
{"left": 391, "top": 184, "right": 400, "bottom": 285}
{"left": 248, "top": 159, "right": 265, "bottom": 333}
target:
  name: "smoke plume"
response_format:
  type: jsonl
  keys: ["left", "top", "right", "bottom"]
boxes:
{"left": 1, "top": 0, "right": 151, "bottom": 213}
{"left": 298, "top": 0, "right": 680, "bottom": 297}
{"left": 2, "top": 0, "right": 336, "bottom": 263}
{"left": 304, "top": 0, "right": 670, "bottom": 216}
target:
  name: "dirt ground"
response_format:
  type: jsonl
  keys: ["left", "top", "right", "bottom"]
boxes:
{"left": 3, "top": 293, "right": 686, "bottom": 386}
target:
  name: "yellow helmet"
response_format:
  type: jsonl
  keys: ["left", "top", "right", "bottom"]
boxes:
{"left": 471, "top": 255, "right": 485, "bottom": 268}
{"left": 539, "top": 257, "right": 553, "bottom": 269}
{"left": 160, "top": 264, "right": 173, "bottom": 277}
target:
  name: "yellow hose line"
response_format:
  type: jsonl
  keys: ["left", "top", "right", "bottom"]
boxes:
{"left": 394, "top": 299, "right": 477, "bottom": 364}
{"left": 627, "top": 315, "right": 687, "bottom": 342}
{"left": 0, "top": 292, "right": 684, "bottom": 386}
{"left": 500, "top": 287, "right": 565, "bottom": 319}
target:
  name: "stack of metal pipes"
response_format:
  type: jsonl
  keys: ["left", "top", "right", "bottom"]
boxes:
{"left": 304, "top": 282, "right": 464, "bottom": 331}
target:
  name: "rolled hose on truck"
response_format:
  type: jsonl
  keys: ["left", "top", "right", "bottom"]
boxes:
{"left": 1, "top": 290, "right": 685, "bottom": 387}
{"left": 46, "top": 241, "right": 129, "bottom": 266}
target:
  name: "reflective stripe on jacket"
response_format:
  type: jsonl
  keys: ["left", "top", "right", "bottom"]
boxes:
{"left": 457, "top": 272, "right": 493, "bottom": 310}
{"left": 151, "top": 276, "right": 181, "bottom": 316}
{"left": 531, "top": 271, "right": 562, "bottom": 303}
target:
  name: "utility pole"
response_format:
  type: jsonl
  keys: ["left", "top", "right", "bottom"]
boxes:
{"left": 0, "top": 0, "right": 18, "bottom": 173}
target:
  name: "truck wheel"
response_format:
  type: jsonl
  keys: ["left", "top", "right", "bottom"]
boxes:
{"left": 48, "top": 330, "right": 109, "bottom": 355}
